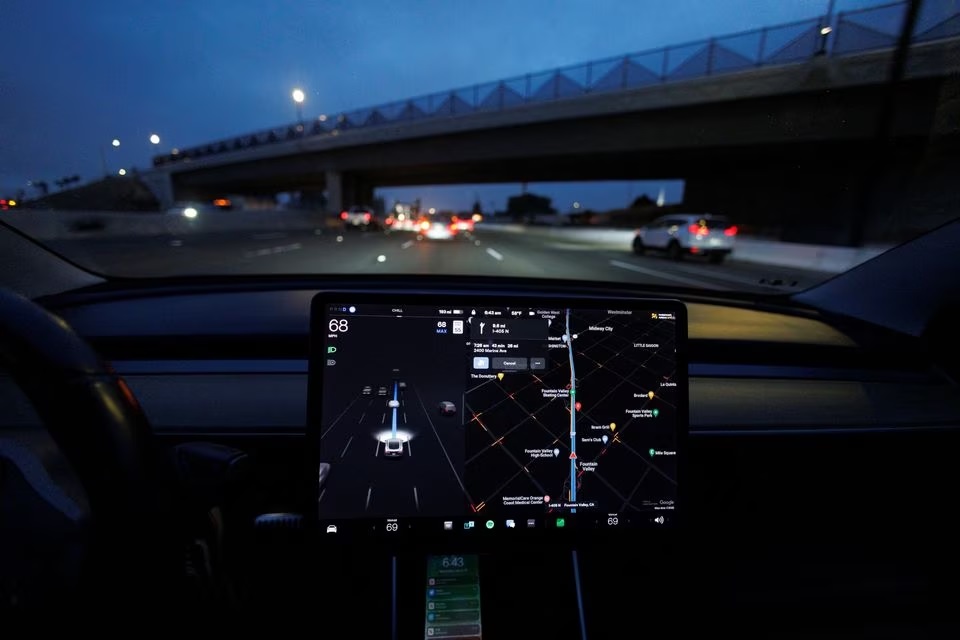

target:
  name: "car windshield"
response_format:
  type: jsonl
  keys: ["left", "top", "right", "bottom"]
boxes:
{"left": 2, "top": 0, "right": 958, "bottom": 293}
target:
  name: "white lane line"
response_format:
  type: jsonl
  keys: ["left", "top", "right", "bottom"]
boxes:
{"left": 375, "top": 441, "right": 381, "bottom": 457}
{"left": 318, "top": 488, "right": 326, "bottom": 503}
{"left": 243, "top": 242, "right": 302, "bottom": 258}
{"left": 381, "top": 413, "right": 387, "bottom": 424}
{"left": 413, "top": 486, "right": 420, "bottom": 512}
{"left": 251, "top": 231, "right": 287, "bottom": 241}
{"left": 485, "top": 247, "right": 504, "bottom": 261}
{"left": 608, "top": 260, "right": 727, "bottom": 290}
{"left": 407, "top": 439, "right": 413, "bottom": 457}
{"left": 403, "top": 412, "right": 408, "bottom": 424}
{"left": 358, "top": 412, "right": 366, "bottom": 423}
{"left": 365, "top": 486, "right": 372, "bottom": 511}
{"left": 401, "top": 240, "right": 415, "bottom": 249}
{"left": 340, "top": 435, "right": 354, "bottom": 459}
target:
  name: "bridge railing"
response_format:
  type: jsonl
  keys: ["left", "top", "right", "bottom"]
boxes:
{"left": 154, "top": 0, "right": 960, "bottom": 167}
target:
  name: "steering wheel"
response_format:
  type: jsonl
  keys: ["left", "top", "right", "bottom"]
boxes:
{"left": 0, "top": 288, "right": 169, "bottom": 610}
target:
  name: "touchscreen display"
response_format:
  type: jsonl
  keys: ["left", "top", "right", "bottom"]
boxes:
{"left": 310, "top": 297, "right": 685, "bottom": 539}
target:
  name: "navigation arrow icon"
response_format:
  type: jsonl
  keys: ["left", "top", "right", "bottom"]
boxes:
{"left": 569, "top": 452, "right": 577, "bottom": 460}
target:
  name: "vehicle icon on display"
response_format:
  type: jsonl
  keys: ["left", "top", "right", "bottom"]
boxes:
{"left": 384, "top": 438, "right": 404, "bottom": 458}
{"left": 438, "top": 401, "right": 457, "bottom": 416}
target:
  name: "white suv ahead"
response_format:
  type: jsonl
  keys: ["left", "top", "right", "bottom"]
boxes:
{"left": 633, "top": 214, "right": 737, "bottom": 264}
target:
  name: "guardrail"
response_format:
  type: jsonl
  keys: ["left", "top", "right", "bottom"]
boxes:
{"left": 154, "top": 0, "right": 960, "bottom": 167}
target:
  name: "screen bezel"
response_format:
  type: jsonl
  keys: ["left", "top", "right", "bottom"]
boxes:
{"left": 306, "top": 292, "right": 688, "bottom": 546}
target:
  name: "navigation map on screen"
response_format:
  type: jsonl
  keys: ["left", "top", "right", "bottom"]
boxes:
{"left": 312, "top": 298, "right": 683, "bottom": 536}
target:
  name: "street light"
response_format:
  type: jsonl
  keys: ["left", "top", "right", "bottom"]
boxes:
{"left": 118, "top": 168, "right": 127, "bottom": 176}
{"left": 149, "top": 133, "right": 161, "bottom": 145}
{"left": 292, "top": 88, "right": 305, "bottom": 124}
{"left": 100, "top": 138, "right": 122, "bottom": 177}
{"left": 572, "top": 201, "right": 581, "bottom": 209}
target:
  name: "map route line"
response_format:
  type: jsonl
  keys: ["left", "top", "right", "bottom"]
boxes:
{"left": 412, "top": 385, "right": 475, "bottom": 505}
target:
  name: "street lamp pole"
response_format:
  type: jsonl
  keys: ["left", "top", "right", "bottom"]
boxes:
{"left": 292, "top": 88, "right": 306, "bottom": 126}
{"left": 819, "top": 0, "right": 838, "bottom": 54}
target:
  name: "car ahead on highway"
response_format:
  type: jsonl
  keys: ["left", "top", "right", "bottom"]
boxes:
{"left": 418, "top": 212, "right": 470, "bottom": 240}
{"left": 383, "top": 438, "right": 404, "bottom": 457}
{"left": 340, "top": 205, "right": 379, "bottom": 230}
{"left": 633, "top": 214, "right": 737, "bottom": 263}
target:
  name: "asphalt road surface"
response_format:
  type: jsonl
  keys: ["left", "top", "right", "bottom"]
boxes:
{"left": 43, "top": 225, "right": 834, "bottom": 292}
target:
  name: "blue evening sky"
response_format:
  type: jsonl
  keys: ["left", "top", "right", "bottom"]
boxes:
{"left": 1, "top": 0, "right": 890, "bottom": 211}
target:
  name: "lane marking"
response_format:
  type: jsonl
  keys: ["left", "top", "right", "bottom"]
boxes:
{"left": 381, "top": 413, "right": 386, "bottom": 424}
{"left": 414, "top": 387, "right": 474, "bottom": 504}
{"left": 243, "top": 242, "right": 302, "bottom": 258}
{"left": 321, "top": 394, "right": 362, "bottom": 440}
{"left": 485, "top": 247, "right": 504, "bottom": 261}
{"left": 375, "top": 440, "right": 381, "bottom": 457}
{"left": 318, "top": 488, "right": 326, "bottom": 503}
{"left": 251, "top": 231, "right": 287, "bottom": 241}
{"left": 340, "top": 435, "right": 354, "bottom": 459}
{"left": 401, "top": 240, "right": 414, "bottom": 249}
{"left": 407, "top": 439, "right": 412, "bottom": 457}
{"left": 413, "top": 486, "right": 420, "bottom": 512}
{"left": 365, "top": 486, "right": 372, "bottom": 511}
{"left": 608, "top": 260, "right": 727, "bottom": 290}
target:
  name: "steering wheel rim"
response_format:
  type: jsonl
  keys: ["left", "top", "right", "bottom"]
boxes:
{"left": 0, "top": 287, "right": 165, "bottom": 605}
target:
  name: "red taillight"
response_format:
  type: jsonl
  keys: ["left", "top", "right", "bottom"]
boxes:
{"left": 363, "top": 213, "right": 371, "bottom": 222}
{"left": 385, "top": 217, "right": 394, "bottom": 225}
{"left": 724, "top": 225, "right": 738, "bottom": 236}
{"left": 689, "top": 224, "right": 708, "bottom": 236}
{"left": 340, "top": 211, "right": 348, "bottom": 220}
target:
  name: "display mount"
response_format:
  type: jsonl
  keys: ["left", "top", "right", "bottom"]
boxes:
{"left": 307, "top": 294, "right": 687, "bottom": 544}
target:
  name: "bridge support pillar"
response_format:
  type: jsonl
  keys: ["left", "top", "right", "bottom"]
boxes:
{"left": 325, "top": 170, "right": 343, "bottom": 214}
{"left": 140, "top": 170, "right": 175, "bottom": 210}
{"left": 325, "top": 170, "right": 374, "bottom": 213}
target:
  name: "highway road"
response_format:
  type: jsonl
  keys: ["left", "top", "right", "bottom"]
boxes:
{"left": 43, "top": 225, "right": 834, "bottom": 292}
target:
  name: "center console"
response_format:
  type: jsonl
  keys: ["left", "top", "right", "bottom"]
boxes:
{"left": 303, "top": 293, "right": 688, "bottom": 638}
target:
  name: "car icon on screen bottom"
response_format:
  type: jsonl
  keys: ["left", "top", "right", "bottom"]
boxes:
{"left": 326, "top": 524, "right": 337, "bottom": 534}
{"left": 384, "top": 438, "right": 404, "bottom": 457}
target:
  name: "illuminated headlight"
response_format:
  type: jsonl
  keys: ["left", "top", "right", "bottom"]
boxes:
{"left": 183, "top": 207, "right": 198, "bottom": 219}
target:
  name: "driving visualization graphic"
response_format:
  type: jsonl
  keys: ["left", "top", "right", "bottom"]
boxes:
{"left": 314, "top": 299, "right": 681, "bottom": 531}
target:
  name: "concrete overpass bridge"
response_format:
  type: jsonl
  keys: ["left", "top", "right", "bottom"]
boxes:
{"left": 143, "top": 1, "right": 960, "bottom": 243}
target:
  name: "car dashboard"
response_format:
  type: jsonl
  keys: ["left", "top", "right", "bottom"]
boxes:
{"left": 2, "top": 276, "right": 959, "bottom": 635}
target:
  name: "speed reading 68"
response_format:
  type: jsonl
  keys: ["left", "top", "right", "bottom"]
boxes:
{"left": 328, "top": 319, "right": 349, "bottom": 333}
